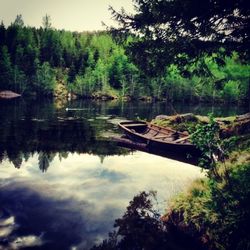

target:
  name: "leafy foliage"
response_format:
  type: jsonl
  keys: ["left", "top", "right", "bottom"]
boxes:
{"left": 109, "top": 0, "right": 250, "bottom": 73}
{"left": 173, "top": 115, "right": 250, "bottom": 249}
{"left": 0, "top": 15, "right": 249, "bottom": 103}
{"left": 0, "top": 16, "right": 140, "bottom": 98}
{"left": 35, "top": 62, "right": 56, "bottom": 96}
{"left": 0, "top": 46, "right": 13, "bottom": 89}
{"left": 191, "top": 115, "right": 226, "bottom": 176}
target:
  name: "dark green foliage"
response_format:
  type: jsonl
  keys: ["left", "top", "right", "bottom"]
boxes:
{"left": 208, "top": 162, "right": 250, "bottom": 250}
{"left": 109, "top": 0, "right": 250, "bottom": 73}
{"left": 42, "top": 14, "right": 52, "bottom": 30}
{"left": 0, "top": 46, "right": 13, "bottom": 90}
{"left": 13, "top": 14, "right": 24, "bottom": 27}
{"left": 0, "top": 15, "right": 249, "bottom": 102}
{"left": 112, "top": 191, "right": 166, "bottom": 249}
{"left": 34, "top": 62, "right": 56, "bottom": 96}
{"left": 171, "top": 126, "right": 250, "bottom": 250}
{"left": 191, "top": 115, "right": 226, "bottom": 173}
{"left": 172, "top": 160, "right": 250, "bottom": 250}
{"left": 0, "top": 17, "right": 141, "bottom": 98}
{"left": 178, "top": 113, "right": 250, "bottom": 249}
{"left": 0, "top": 21, "right": 6, "bottom": 47}
{"left": 109, "top": 0, "right": 250, "bottom": 104}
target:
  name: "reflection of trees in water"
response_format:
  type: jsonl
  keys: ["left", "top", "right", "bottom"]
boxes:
{"left": 0, "top": 117, "right": 129, "bottom": 172}
{"left": 0, "top": 149, "right": 69, "bottom": 172}
{"left": 38, "top": 152, "right": 70, "bottom": 172}
{"left": 38, "top": 152, "right": 56, "bottom": 172}
{"left": 11, "top": 153, "right": 23, "bottom": 169}
{"left": 0, "top": 152, "right": 4, "bottom": 163}
{"left": 91, "top": 191, "right": 203, "bottom": 250}
{"left": 91, "top": 191, "right": 168, "bottom": 250}
{"left": 3, "top": 150, "right": 24, "bottom": 169}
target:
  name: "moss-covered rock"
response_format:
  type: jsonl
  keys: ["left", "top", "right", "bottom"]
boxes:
{"left": 152, "top": 113, "right": 250, "bottom": 137}
{"left": 152, "top": 113, "right": 202, "bottom": 133}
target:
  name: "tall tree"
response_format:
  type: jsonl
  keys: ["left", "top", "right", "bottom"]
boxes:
{"left": 13, "top": 14, "right": 24, "bottom": 27}
{"left": 0, "top": 21, "right": 6, "bottom": 46}
{"left": 109, "top": 0, "right": 250, "bottom": 74}
{"left": 42, "top": 14, "right": 52, "bottom": 30}
{"left": 0, "top": 46, "right": 13, "bottom": 90}
{"left": 35, "top": 62, "right": 56, "bottom": 95}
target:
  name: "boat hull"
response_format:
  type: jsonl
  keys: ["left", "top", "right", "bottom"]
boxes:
{"left": 118, "top": 121, "right": 201, "bottom": 157}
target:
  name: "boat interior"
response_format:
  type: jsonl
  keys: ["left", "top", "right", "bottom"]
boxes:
{"left": 122, "top": 122, "right": 190, "bottom": 144}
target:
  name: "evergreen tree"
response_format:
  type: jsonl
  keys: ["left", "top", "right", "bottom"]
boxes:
{"left": 109, "top": 0, "right": 250, "bottom": 73}
{"left": 0, "top": 46, "right": 13, "bottom": 90}
{"left": 13, "top": 14, "right": 24, "bottom": 27}
{"left": 0, "top": 21, "right": 6, "bottom": 46}
{"left": 42, "top": 14, "right": 52, "bottom": 30}
{"left": 35, "top": 62, "right": 56, "bottom": 95}
{"left": 0, "top": 14, "right": 248, "bottom": 102}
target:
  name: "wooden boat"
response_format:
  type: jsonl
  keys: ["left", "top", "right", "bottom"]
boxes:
{"left": 118, "top": 121, "right": 200, "bottom": 156}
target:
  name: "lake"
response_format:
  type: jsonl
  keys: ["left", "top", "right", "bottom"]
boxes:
{"left": 0, "top": 99, "right": 248, "bottom": 249}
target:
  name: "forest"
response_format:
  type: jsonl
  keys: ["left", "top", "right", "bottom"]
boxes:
{"left": 0, "top": 1, "right": 250, "bottom": 249}
{"left": 0, "top": 13, "right": 249, "bottom": 103}
{"left": 89, "top": 2, "right": 250, "bottom": 249}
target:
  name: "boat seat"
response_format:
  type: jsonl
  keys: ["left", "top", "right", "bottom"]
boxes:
{"left": 125, "top": 124, "right": 147, "bottom": 127}
{"left": 174, "top": 136, "right": 190, "bottom": 143}
{"left": 154, "top": 135, "right": 171, "bottom": 139}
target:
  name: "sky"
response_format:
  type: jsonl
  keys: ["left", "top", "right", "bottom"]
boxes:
{"left": 0, "top": 0, "right": 134, "bottom": 31}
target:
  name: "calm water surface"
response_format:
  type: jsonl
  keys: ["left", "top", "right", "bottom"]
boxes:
{"left": 0, "top": 99, "right": 248, "bottom": 249}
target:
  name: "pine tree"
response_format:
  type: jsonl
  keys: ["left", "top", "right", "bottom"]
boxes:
{"left": 0, "top": 46, "right": 13, "bottom": 90}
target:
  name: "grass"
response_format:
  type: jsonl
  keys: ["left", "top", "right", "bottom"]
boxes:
{"left": 164, "top": 133, "right": 250, "bottom": 250}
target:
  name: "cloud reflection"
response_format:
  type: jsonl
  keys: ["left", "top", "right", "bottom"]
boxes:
{"left": 0, "top": 151, "right": 204, "bottom": 249}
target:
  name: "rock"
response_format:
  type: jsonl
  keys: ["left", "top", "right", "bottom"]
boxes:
{"left": 0, "top": 90, "right": 21, "bottom": 99}
{"left": 155, "top": 115, "right": 169, "bottom": 120}
{"left": 155, "top": 113, "right": 198, "bottom": 123}
{"left": 180, "top": 113, "right": 198, "bottom": 122}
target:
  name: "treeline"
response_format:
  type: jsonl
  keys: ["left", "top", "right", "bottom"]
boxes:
{"left": 0, "top": 15, "right": 139, "bottom": 98}
{"left": 160, "top": 51, "right": 250, "bottom": 103}
{"left": 0, "top": 15, "right": 249, "bottom": 103}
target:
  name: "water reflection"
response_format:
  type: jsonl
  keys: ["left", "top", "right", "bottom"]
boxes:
{"left": 0, "top": 152, "right": 203, "bottom": 249}
{"left": 0, "top": 98, "right": 246, "bottom": 249}
{"left": 1, "top": 98, "right": 248, "bottom": 122}
{"left": 0, "top": 116, "right": 128, "bottom": 172}
{"left": 66, "top": 99, "right": 248, "bottom": 120}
